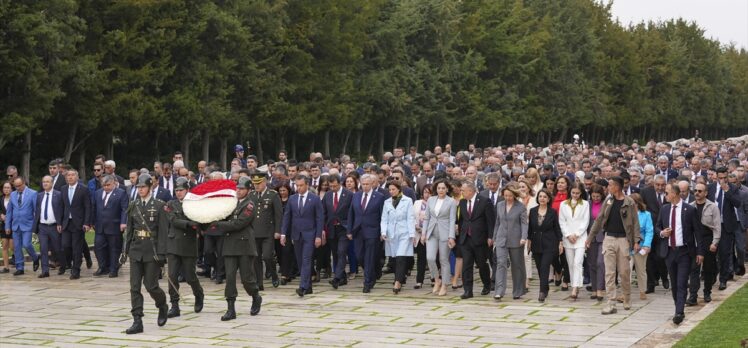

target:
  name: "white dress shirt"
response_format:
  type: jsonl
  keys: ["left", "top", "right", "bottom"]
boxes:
{"left": 40, "top": 190, "right": 57, "bottom": 224}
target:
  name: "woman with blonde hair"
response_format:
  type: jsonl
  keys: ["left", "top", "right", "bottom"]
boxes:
{"left": 493, "top": 183, "right": 528, "bottom": 300}
{"left": 525, "top": 168, "right": 544, "bottom": 197}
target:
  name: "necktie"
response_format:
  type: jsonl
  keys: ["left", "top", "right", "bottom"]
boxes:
{"left": 131, "top": 188, "right": 136, "bottom": 200}
{"left": 361, "top": 193, "right": 368, "bottom": 210}
{"left": 104, "top": 192, "right": 110, "bottom": 207}
{"left": 166, "top": 179, "right": 170, "bottom": 192}
{"left": 17, "top": 192, "right": 22, "bottom": 207}
{"left": 68, "top": 187, "right": 74, "bottom": 204}
{"left": 333, "top": 191, "right": 339, "bottom": 211}
{"left": 716, "top": 189, "right": 723, "bottom": 214}
{"left": 658, "top": 193, "right": 663, "bottom": 207}
{"left": 299, "top": 195, "right": 305, "bottom": 210}
{"left": 43, "top": 193, "right": 49, "bottom": 220}
{"left": 670, "top": 205, "right": 677, "bottom": 249}
{"left": 467, "top": 200, "right": 473, "bottom": 236}
{"left": 490, "top": 192, "right": 495, "bottom": 205}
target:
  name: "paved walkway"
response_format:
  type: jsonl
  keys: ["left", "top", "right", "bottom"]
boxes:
{"left": 0, "top": 261, "right": 745, "bottom": 348}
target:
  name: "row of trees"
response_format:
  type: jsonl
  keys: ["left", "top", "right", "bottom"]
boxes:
{"left": 2, "top": 0, "right": 747, "bottom": 180}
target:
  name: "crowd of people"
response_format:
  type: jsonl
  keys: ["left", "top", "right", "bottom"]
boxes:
{"left": 2, "top": 137, "right": 748, "bottom": 331}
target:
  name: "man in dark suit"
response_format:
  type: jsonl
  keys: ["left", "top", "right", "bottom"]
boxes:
{"left": 88, "top": 163, "right": 104, "bottom": 197}
{"left": 621, "top": 171, "right": 640, "bottom": 196}
{"left": 128, "top": 169, "right": 140, "bottom": 201}
{"left": 677, "top": 180, "right": 695, "bottom": 203}
{"left": 92, "top": 175, "right": 129, "bottom": 277}
{"left": 61, "top": 170, "right": 92, "bottom": 279}
{"left": 159, "top": 163, "right": 177, "bottom": 197}
{"left": 656, "top": 156, "right": 678, "bottom": 182}
{"left": 415, "top": 163, "right": 435, "bottom": 198}
{"left": 478, "top": 172, "right": 503, "bottom": 206}
{"left": 708, "top": 166, "right": 743, "bottom": 289}
{"left": 49, "top": 160, "right": 66, "bottom": 191}
{"left": 281, "top": 175, "right": 324, "bottom": 297}
{"left": 347, "top": 174, "right": 386, "bottom": 293}
{"left": 33, "top": 175, "right": 64, "bottom": 277}
{"left": 456, "top": 181, "right": 495, "bottom": 299}
{"left": 151, "top": 175, "right": 173, "bottom": 202}
{"left": 656, "top": 182, "right": 705, "bottom": 325}
{"left": 323, "top": 174, "right": 353, "bottom": 289}
{"left": 640, "top": 175, "right": 669, "bottom": 293}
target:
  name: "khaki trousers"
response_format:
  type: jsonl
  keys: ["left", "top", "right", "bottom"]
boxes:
{"left": 603, "top": 236, "right": 631, "bottom": 304}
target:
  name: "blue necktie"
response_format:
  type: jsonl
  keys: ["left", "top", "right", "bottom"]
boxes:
{"left": 44, "top": 193, "right": 49, "bottom": 220}
{"left": 717, "top": 189, "right": 723, "bottom": 215}
{"left": 68, "top": 187, "right": 74, "bottom": 204}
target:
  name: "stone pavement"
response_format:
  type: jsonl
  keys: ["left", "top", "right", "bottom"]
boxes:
{"left": 0, "top": 260, "right": 745, "bottom": 348}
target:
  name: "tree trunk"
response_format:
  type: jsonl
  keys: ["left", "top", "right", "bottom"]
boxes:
{"left": 220, "top": 138, "right": 227, "bottom": 171}
{"left": 78, "top": 148, "right": 87, "bottom": 182}
{"left": 153, "top": 132, "right": 160, "bottom": 162}
{"left": 378, "top": 124, "right": 385, "bottom": 157}
{"left": 291, "top": 133, "right": 297, "bottom": 160}
{"left": 447, "top": 128, "right": 453, "bottom": 146}
{"left": 406, "top": 127, "right": 411, "bottom": 150}
{"left": 106, "top": 128, "right": 114, "bottom": 161}
{"left": 323, "top": 129, "right": 330, "bottom": 157}
{"left": 278, "top": 130, "right": 286, "bottom": 154}
{"left": 435, "top": 124, "right": 441, "bottom": 146}
{"left": 341, "top": 128, "right": 352, "bottom": 156}
{"left": 21, "top": 131, "right": 31, "bottom": 181}
{"left": 392, "top": 127, "right": 400, "bottom": 151}
{"left": 355, "top": 129, "right": 362, "bottom": 155}
{"left": 64, "top": 124, "right": 78, "bottom": 163}
{"left": 414, "top": 128, "right": 420, "bottom": 152}
{"left": 558, "top": 126, "right": 568, "bottom": 143}
{"left": 515, "top": 129, "right": 520, "bottom": 145}
{"left": 255, "top": 127, "right": 264, "bottom": 164}
{"left": 202, "top": 129, "right": 210, "bottom": 163}
{"left": 181, "top": 132, "right": 191, "bottom": 167}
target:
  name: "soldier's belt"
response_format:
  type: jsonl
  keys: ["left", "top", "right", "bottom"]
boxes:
{"left": 135, "top": 230, "right": 152, "bottom": 239}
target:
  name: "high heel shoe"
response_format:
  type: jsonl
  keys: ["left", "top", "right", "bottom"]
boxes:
{"left": 414, "top": 283, "right": 422, "bottom": 289}
{"left": 393, "top": 281, "right": 401, "bottom": 295}
{"left": 570, "top": 287, "right": 578, "bottom": 300}
{"left": 438, "top": 284, "right": 448, "bottom": 296}
{"left": 432, "top": 278, "right": 442, "bottom": 295}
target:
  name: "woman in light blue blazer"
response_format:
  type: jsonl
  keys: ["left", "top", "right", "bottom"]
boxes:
{"left": 381, "top": 180, "right": 415, "bottom": 294}
{"left": 422, "top": 180, "right": 456, "bottom": 296}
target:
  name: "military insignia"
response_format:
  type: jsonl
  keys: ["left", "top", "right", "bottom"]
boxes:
{"left": 244, "top": 202, "right": 255, "bottom": 216}
{"left": 164, "top": 205, "right": 172, "bottom": 213}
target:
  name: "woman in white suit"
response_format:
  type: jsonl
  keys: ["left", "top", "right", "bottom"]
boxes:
{"left": 558, "top": 182, "right": 590, "bottom": 299}
{"left": 381, "top": 180, "right": 416, "bottom": 294}
{"left": 421, "top": 180, "right": 456, "bottom": 296}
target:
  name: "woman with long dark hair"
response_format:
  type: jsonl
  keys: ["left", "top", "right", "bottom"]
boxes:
{"left": 527, "top": 189, "right": 563, "bottom": 302}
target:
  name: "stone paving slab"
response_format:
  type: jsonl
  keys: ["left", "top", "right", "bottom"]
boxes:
{"left": 1, "top": 259, "right": 745, "bottom": 347}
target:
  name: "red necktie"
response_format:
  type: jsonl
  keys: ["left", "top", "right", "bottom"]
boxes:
{"left": 670, "top": 205, "right": 677, "bottom": 249}
{"left": 467, "top": 200, "right": 473, "bottom": 236}
{"left": 333, "top": 191, "right": 339, "bottom": 211}
{"left": 361, "top": 193, "right": 368, "bottom": 210}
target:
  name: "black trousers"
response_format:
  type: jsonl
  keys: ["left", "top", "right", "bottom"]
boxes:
{"left": 255, "top": 237, "right": 278, "bottom": 286}
{"left": 204, "top": 235, "right": 225, "bottom": 279}
{"left": 534, "top": 251, "right": 556, "bottom": 294}
{"left": 393, "top": 256, "right": 408, "bottom": 284}
{"left": 551, "top": 251, "right": 570, "bottom": 283}
{"left": 666, "top": 247, "right": 691, "bottom": 315}
{"left": 329, "top": 227, "right": 350, "bottom": 281}
{"left": 94, "top": 233, "right": 123, "bottom": 273}
{"left": 280, "top": 241, "right": 296, "bottom": 279}
{"left": 414, "top": 241, "right": 427, "bottom": 284}
{"left": 61, "top": 224, "right": 85, "bottom": 274}
{"left": 315, "top": 240, "right": 332, "bottom": 275}
{"left": 718, "top": 229, "right": 736, "bottom": 283}
{"left": 647, "top": 237, "right": 669, "bottom": 288}
{"left": 460, "top": 236, "right": 490, "bottom": 292}
{"left": 130, "top": 259, "right": 166, "bottom": 317}
{"left": 224, "top": 254, "right": 259, "bottom": 300}
{"left": 167, "top": 254, "right": 203, "bottom": 303}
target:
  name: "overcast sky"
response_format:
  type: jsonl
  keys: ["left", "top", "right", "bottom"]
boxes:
{"left": 608, "top": 0, "right": 748, "bottom": 49}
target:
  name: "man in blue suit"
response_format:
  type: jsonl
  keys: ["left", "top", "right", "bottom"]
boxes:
{"left": 323, "top": 174, "right": 353, "bottom": 289}
{"left": 32, "top": 176, "right": 64, "bottom": 277}
{"left": 347, "top": 174, "right": 386, "bottom": 293}
{"left": 707, "top": 166, "right": 743, "bottom": 289}
{"left": 281, "top": 175, "right": 324, "bottom": 297}
{"left": 151, "top": 174, "right": 173, "bottom": 202}
{"left": 656, "top": 183, "right": 705, "bottom": 325}
{"left": 93, "top": 175, "right": 129, "bottom": 277}
{"left": 61, "top": 170, "right": 92, "bottom": 279}
{"left": 4, "top": 177, "right": 39, "bottom": 275}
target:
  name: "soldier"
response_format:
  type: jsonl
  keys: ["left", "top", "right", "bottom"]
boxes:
{"left": 164, "top": 177, "right": 205, "bottom": 318}
{"left": 249, "top": 171, "right": 283, "bottom": 290}
{"left": 121, "top": 174, "right": 169, "bottom": 334}
{"left": 204, "top": 176, "right": 262, "bottom": 320}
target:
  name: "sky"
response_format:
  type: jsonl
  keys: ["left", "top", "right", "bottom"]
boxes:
{"left": 608, "top": 0, "right": 748, "bottom": 49}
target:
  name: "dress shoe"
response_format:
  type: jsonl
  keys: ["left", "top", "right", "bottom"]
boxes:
{"left": 194, "top": 293, "right": 204, "bottom": 313}
{"left": 57, "top": 267, "right": 66, "bottom": 275}
{"left": 481, "top": 287, "right": 490, "bottom": 296}
{"left": 109, "top": 271, "right": 118, "bottom": 278}
{"left": 645, "top": 287, "right": 655, "bottom": 294}
{"left": 601, "top": 304, "right": 617, "bottom": 315}
{"left": 662, "top": 281, "right": 670, "bottom": 289}
{"left": 33, "top": 257, "right": 40, "bottom": 272}
{"left": 280, "top": 277, "right": 288, "bottom": 285}
{"left": 538, "top": 292, "right": 547, "bottom": 302}
{"left": 157, "top": 303, "right": 169, "bottom": 326}
{"left": 0, "top": 268, "right": 9, "bottom": 273}
{"left": 673, "top": 313, "right": 684, "bottom": 325}
{"left": 125, "top": 317, "right": 143, "bottom": 334}
{"left": 585, "top": 285, "right": 592, "bottom": 292}
{"left": 296, "top": 288, "right": 305, "bottom": 297}
{"left": 221, "top": 300, "right": 236, "bottom": 321}
{"left": 685, "top": 296, "right": 697, "bottom": 306}
{"left": 13, "top": 270, "right": 24, "bottom": 276}
{"left": 265, "top": 270, "right": 272, "bottom": 279}
{"left": 70, "top": 273, "right": 80, "bottom": 280}
{"left": 460, "top": 292, "right": 473, "bottom": 299}
{"left": 339, "top": 279, "right": 348, "bottom": 286}
{"left": 250, "top": 293, "right": 262, "bottom": 316}
{"left": 329, "top": 278, "right": 339, "bottom": 289}
{"left": 382, "top": 266, "right": 393, "bottom": 274}
{"left": 167, "top": 302, "right": 181, "bottom": 318}
{"left": 513, "top": 296, "right": 521, "bottom": 300}
{"left": 304, "top": 288, "right": 313, "bottom": 295}
{"left": 719, "top": 282, "right": 727, "bottom": 290}
{"left": 258, "top": 284, "right": 264, "bottom": 291}
{"left": 215, "top": 277, "right": 224, "bottom": 285}
{"left": 85, "top": 257, "right": 93, "bottom": 269}
{"left": 363, "top": 285, "right": 371, "bottom": 293}
{"left": 736, "top": 267, "right": 746, "bottom": 276}
{"left": 38, "top": 272, "right": 50, "bottom": 278}
{"left": 493, "top": 294, "right": 502, "bottom": 301}
{"left": 727, "top": 273, "right": 735, "bottom": 281}
{"left": 93, "top": 268, "right": 107, "bottom": 277}
{"left": 704, "top": 293, "right": 712, "bottom": 303}
{"left": 272, "top": 278, "right": 280, "bottom": 288}
{"left": 414, "top": 283, "right": 422, "bottom": 289}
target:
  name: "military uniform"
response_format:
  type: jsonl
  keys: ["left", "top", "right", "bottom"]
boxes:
{"left": 122, "top": 174, "right": 169, "bottom": 334}
{"left": 164, "top": 178, "right": 204, "bottom": 317}
{"left": 249, "top": 172, "right": 283, "bottom": 289}
{"left": 204, "top": 176, "right": 262, "bottom": 320}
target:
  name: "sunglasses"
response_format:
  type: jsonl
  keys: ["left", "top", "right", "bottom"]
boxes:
{"left": 694, "top": 189, "right": 704, "bottom": 193}
{"left": 93, "top": 169, "right": 102, "bottom": 172}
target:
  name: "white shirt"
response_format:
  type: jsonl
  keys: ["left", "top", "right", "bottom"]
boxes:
{"left": 466, "top": 195, "right": 476, "bottom": 215}
{"left": 488, "top": 190, "right": 498, "bottom": 205}
{"left": 670, "top": 200, "right": 684, "bottom": 247}
{"left": 361, "top": 190, "right": 371, "bottom": 210}
{"left": 40, "top": 190, "right": 56, "bottom": 224}
{"left": 434, "top": 197, "right": 445, "bottom": 215}
{"left": 102, "top": 190, "right": 112, "bottom": 206}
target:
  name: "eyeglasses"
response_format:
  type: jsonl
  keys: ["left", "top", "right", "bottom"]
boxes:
{"left": 694, "top": 189, "right": 704, "bottom": 193}
{"left": 93, "top": 169, "right": 102, "bottom": 172}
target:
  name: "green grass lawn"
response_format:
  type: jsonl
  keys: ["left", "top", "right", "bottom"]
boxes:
{"left": 674, "top": 283, "right": 748, "bottom": 348}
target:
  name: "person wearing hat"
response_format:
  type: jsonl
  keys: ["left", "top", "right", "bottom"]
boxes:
{"left": 164, "top": 177, "right": 205, "bottom": 318}
{"left": 121, "top": 173, "right": 170, "bottom": 334}
{"left": 248, "top": 170, "right": 283, "bottom": 289}
{"left": 234, "top": 144, "right": 248, "bottom": 169}
{"left": 204, "top": 176, "right": 262, "bottom": 320}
